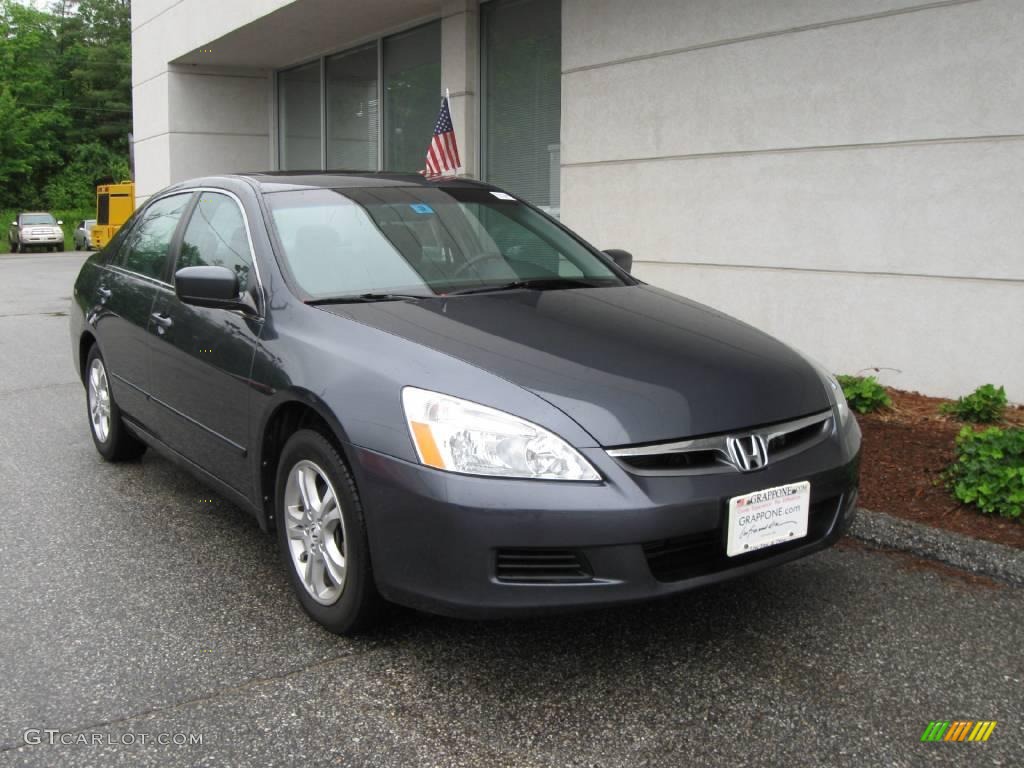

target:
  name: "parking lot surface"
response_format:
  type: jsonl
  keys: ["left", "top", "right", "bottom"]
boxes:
{"left": 0, "top": 251, "right": 1021, "bottom": 766}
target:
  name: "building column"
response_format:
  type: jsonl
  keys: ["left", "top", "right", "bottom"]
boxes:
{"left": 441, "top": 0, "right": 479, "bottom": 178}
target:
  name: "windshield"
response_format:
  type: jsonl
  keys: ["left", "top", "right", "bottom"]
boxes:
{"left": 22, "top": 214, "right": 57, "bottom": 226}
{"left": 265, "top": 187, "right": 624, "bottom": 299}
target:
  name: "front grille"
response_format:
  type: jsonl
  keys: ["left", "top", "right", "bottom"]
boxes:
{"left": 495, "top": 549, "right": 593, "bottom": 584}
{"left": 643, "top": 494, "right": 843, "bottom": 582}
{"left": 617, "top": 450, "right": 721, "bottom": 472}
{"left": 607, "top": 410, "right": 833, "bottom": 475}
{"left": 766, "top": 420, "right": 827, "bottom": 454}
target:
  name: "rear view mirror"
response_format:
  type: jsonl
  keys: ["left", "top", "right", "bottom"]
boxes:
{"left": 175, "top": 265, "right": 244, "bottom": 310}
{"left": 604, "top": 249, "right": 633, "bottom": 273}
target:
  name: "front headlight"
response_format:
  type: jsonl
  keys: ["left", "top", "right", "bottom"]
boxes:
{"left": 822, "top": 372, "right": 851, "bottom": 428}
{"left": 827, "top": 372, "right": 851, "bottom": 428}
{"left": 804, "top": 356, "right": 851, "bottom": 428}
{"left": 402, "top": 387, "right": 600, "bottom": 481}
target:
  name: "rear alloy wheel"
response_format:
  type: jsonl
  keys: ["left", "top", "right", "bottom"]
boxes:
{"left": 275, "top": 430, "right": 381, "bottom": 634}
{"left": 85, "top": 346, "right": 147, "bottom": 461}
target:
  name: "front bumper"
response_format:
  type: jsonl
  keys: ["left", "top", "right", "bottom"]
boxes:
{"left": 19, "top": 232, "right": 63, "bottom": 245}
{"left": 351, "top": 420, "right": 861, "bottom": 619}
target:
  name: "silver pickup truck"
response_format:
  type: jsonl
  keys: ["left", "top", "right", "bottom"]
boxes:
{"left": 8, "top": 212, "right": 65, "bottom": 253}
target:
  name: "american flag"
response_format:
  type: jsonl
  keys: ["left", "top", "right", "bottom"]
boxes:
{"left": 422, "top": 96, "right": 463, "bottom": 179}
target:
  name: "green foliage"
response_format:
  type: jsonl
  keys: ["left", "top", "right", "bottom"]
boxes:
{"left": 947, "top": 426, "right": 1024, "bottom": 519}
{"left": 940, "top": 384, "right": 1008, "bottom": 424}
{"left": 44, "top": 141, "right": 130, "bottom": 209}
{"left": 836, "top": 374, "right": 892, "bottom": 414}
{"left": 0, "top": 0, "right": 130, "bottom": 211}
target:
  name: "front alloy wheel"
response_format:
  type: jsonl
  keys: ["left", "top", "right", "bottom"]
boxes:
{"left": 283, "top": 460, "right": 348, "bottom": 604}
{"left": 275, "top": 430, "right": 381, "bottom": 634}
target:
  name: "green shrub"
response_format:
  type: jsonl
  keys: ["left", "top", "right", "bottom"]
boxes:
{"left": 947, "top": 426, "right": 1024, "bottom": 519}
{"left": 836, "top": 374, "right": 892, "bottom": 414}
{"left": 940, "top": 384, "right": 1008, "bottom": 424}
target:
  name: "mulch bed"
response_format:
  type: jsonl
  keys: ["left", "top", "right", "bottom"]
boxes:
{"left": 856, "top": 388, "right": 1024, "bottom": 550}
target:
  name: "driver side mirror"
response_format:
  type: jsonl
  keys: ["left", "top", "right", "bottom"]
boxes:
{"left": 603, "top": 249, "right": 633, "bottom": 274}
{"left": 57, "top": 220, "right": 63, "bottom": 225}
{"left": 175, "top": 265, "right": 248, "bottom": 311}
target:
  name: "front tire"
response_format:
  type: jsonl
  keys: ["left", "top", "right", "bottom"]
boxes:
{"left": 10, "top": 241, "right": 18, "bottom": 253}
{"left": 275, "top": 429, "right": 382, "bottom": 634}
{"left": 85, "top": 345, "right": 147, "bottom": 461}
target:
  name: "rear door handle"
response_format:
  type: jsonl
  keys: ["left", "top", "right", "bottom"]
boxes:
{"left": 97, "top": 286, "right": 112, "bottom": 303}
{"left": 151, "top": 312, "right": 173, "bottom": 334}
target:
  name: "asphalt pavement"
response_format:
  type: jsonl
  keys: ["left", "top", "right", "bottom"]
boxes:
{"left": 0, "top": 251, "right": 1021, "bottom": 767}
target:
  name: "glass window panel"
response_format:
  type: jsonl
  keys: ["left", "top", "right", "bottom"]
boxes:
{"left": 278, "top": 61, "right": 322, "bottom": 170}
{"left": 383, "top": 22, "right": 441, "bottom": 173}
{"left": 482, "top": 0, "right": 562, "bottom": 212}
{"left": 177, "top": 193, "right": 253, "bottom": 293}
{"left": 326, "top": 43, "right": 379, "bottom": 170}
{"left": 116, "top": 194, "right": 192, "bottom": 280}
{"left": 265, "top": 187, "right": 619, "bottom": 299}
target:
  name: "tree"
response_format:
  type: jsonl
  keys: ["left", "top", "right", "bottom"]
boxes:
{"left": 0, "top": 0, "right": 131, "bottom": 210}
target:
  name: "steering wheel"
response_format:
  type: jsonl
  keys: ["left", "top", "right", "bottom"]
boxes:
{"left": 452, "top": 253, "right": 509, "bottom": 280}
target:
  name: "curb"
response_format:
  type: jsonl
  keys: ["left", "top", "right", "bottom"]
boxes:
{"left": 849, "top": 508, "right": 1024, "bottom": 586}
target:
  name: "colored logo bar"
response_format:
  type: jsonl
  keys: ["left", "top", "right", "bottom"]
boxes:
{"left": 921, "top": 721, "right": 997, "bottom": 742}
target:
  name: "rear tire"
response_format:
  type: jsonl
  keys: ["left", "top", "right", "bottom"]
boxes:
{"left": 85, "top": 345, "right": 147, "bottom": 461}
{"left": 275, "top": 429, "right": 382, "bottom": 634}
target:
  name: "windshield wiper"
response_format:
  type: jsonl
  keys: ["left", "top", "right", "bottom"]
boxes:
{"left": 447, "top": 278, "right": 604, "bottom": 296}
{"left": 307, "top": 293, "right": 429, "bottom": 305}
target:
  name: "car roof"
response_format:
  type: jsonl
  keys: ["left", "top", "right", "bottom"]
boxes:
{"left": 19, "top": 211, "right": 54, "bottom": 216}
{"left": 166, "top": 171, "right": 499, "bottom": 194}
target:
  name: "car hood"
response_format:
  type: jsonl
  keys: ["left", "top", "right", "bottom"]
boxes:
{"left": 323, "top": 285, "right": 829, "bottom": 447}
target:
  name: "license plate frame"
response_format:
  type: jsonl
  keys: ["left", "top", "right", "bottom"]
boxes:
{"left": 726, "top": 481, "right": 810, "bottom": 557}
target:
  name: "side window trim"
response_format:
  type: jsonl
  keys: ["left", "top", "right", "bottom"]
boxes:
{"left": 173, "top": 187, "right": 264, "bottom": 313}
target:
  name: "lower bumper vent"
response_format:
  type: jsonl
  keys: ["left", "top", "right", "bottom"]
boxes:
{"left": 495, "top": 549, "right": 593, "bottom": 584}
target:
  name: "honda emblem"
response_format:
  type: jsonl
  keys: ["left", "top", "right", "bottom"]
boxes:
{"left": 726, "top": 434, "right": 768, "bottom": 472}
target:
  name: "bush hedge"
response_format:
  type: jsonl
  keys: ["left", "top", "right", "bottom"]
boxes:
{"left": 836, "top": 374, "right": 892, "bottom": 414}
{"left": 947, "top": 426, "right": 1024, "bottom": 519}
{"left": 940, "top": 384, "right": 1008, "bottom": 424}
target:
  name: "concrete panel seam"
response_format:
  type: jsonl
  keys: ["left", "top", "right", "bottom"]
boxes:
{"left": 132, "top": 131, "right": 171, "bottom": 146}
{"left": 563, "top": 133, "right": 1024, "bottom": 168}
{"left": 132, "top": 0, "right": 187, "bottom": 33}
{"left": 562, "top": 0, "right": 981, "bottom": 76}
{"left": 132, "top": 69, "right": 169, "bottom": 89}
{"left": 634, "top": 261, "right": 1024, "bottom": 286}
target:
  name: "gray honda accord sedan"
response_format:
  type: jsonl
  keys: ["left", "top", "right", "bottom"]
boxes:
{"left": 70, "top": 172, "right": 860, "bottom": 633}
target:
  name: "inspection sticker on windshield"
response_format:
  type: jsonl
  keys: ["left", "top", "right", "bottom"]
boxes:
{"left": 409, "top": 203, "right": 434, "bottom": 214}
{"left": 726, "top": 481, "right": 810, "bottom": 557}
{"left": 490, "top": 191, "right": 515, "bottom": 201}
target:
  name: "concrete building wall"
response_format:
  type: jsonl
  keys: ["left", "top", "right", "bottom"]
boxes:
{"left": 560, "top": 0, "right": 1024, "bottom": 400}
{"left": 132, "top": 1, "right": 292, "bottom": 200}
{"left": 132, "top": 0, "right": 1023, "bottom": 400}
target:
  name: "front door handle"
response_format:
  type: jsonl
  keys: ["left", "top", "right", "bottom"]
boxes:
{"left": 151, "top": 312, "right": 173, "bottom": 335}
